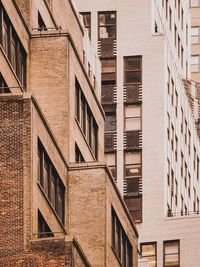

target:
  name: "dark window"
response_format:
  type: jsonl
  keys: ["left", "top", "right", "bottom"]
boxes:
{"left": 98, "top": 11, "right": 116, "bottom": 39}
{"left": 104, "top": 105, "right": 116, "bottom": 132}
{"left": 105, "top": 152, "right": 117, "bottom": 181}
{"left": 75, "top": 78, "right": 98, "bottom": 159}
{"left": 38, "top": 210, "right": 54, "bottom": 238}
{"left": 124, "top": 56, "right": 142, "bottom": 84}
{"left": 0, "top": 4, "right": 26, "bottom": 87}
{"left": 101, "top": 58, "right": 116, "bottom": 86}
{"left": 0, "top": 74, "right": 10, "bottom": 93}
{"left": 38, "top": 11, "right": 47, "bottom": 30}
{"left": 38, "top": 140, "right": 65, "bottom": 223}
{"left": 112, "top": 207, "right": 132, "bottom": 267}
{"left": 141, "top": 242, "right": 157, "bottom": 267}
{"left": 163, "top": 240, "right": 180, "bottom": 267}
{"left": 75, "top": 143, "right": 85, "bottom": 162}
{"left": 80, "top": 12, "right": 91, "bottom": 39}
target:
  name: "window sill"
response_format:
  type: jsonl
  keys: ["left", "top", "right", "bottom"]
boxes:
{"left": 37, "top": 182, "right": 66, "bottom": 234}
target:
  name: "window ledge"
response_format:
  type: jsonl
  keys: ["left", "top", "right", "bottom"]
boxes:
{"left": 37, "top": 182, "right": 66, "bottom": 234}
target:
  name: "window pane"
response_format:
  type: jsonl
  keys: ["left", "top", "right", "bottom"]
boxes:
{"left": 102, "top": 59, "right": 116, "bottom": 73}
{"left": 125, "top": 105, "right": 141, "bottom": 117}
{"left": 125, "top": 117, "right": 141, "bottom": 130}
{"left": 125, "top": 151, "right": 141, "bottom": 165}
{"left": 99, "top": 26, "right": 116, "bottom": 38}
{"left": 125, "top": 57, "right": 141, "bottom": 71}
{"left": 99, "top": 13, "right": 116, "bottom": 26}
{"left": 125, "top": 71, "right": 141, "bottom": 83}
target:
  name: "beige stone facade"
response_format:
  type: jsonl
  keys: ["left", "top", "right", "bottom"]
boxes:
{"left": 75, "top": 0, "right": 200, "bottom": 266}
{"left": 0, "top": 0, "right": 138, "bottom": 266}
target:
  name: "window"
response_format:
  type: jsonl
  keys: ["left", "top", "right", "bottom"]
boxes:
{"left": 174, "top": 25, "right": 177, "bottom": 47}
{"left": 75, "top": 78, "right": 98, "bottom": 159}
{"left": 166, "top": 0, "right": 168, "bottom": 18}
{"left": 124, "top": 56, "right": 142, "bottom": 84}
{"left": 181, "top": 108, "right": 183, "bottom": 133}
{"left": 175, "top": 180, "right": 178, "bottom": 206}
{"left": 181, "top": 152, "right": 183, "bottom": 177}
{"left": 188, "top": 130, "right": 191, "bottom": 154}
{"left": 163, "top": 240, "right": 180, "bottom": 267}
{"left": 112, "top": 207, "right": 132, "bottom": 267}
{"left": 171, "top": 79, "right": 174, "bottom": 105}
{"left": 190, "top": 0, "right": 200, "bottom": 7}
{"left": 105, "top": 105, "right": 116, "bottom": 132}
{"left": 184, "top": 162, "right": 187, "bottom": 187}
{"left": 105, "top": 153, "right": 117, "bottom": 181}
{"left": 38, "top": 140, "right": 65, "bottom": 223}
{"left": 191, "top": 27, "right": 199, "bottom": 44}
{"left": 181, "top": 8, "right": 184, "bottom": 30}
{"left": 38, "top": 12, "right": 47, "bottom": 30}
{"left": 169, "top": 7, "right": 172, "bottom": 30}
{"left": 197, "top": 156, "right": 199, "bottom": 180}
{"left": 181, "top": 46, "right": 184, "bottom": 68}
{"left": 0, "top": 74, "right": 10, "bottom": 93}
{"left": 98, "top": 11, "right": 116, "bottom": 39}
{"left": 175, "top": 135, "right": 178, "bottom": 161}
{"left": 124, "top": 151, "right": 142, "bottom": 196}
{"left": 38, "top": 210, "right": 54, "bottom": 238}
{"left": 191, "top": 55, "right": 199, "bottom": 72}
{"left": 185, "top": 120, "right": 187, "bottom": 144}
{"left": 167, "top": 67, "right": 170, "bottom": 94}
{"left": 0, "top": 4, "right": 26, "bottom": 87}
{"left": 80, "top": 12, "right": 91, "bottom": 39}
{"left": 141, "top": 242, "right": 157, "bottom": 267}
{"left": 125, "top": 105, "right": 141, "bottom": 131}
{"left": 75, "top": 144, "right": 85, "bottom": 163}
{"left": 188, "top": 173, "right": 191, "bottom": 197}
{"left": 101, "top": 58, "right": 116, "bottom": 86}
{"left": 175, "top": 90, "right": 178, "bottom": 117}
{"left": 194, "top": 146, "right": 196, "bottom": 170}
{"left": 171, "top": 124, "right": 174, "bottom": 151}
{"left": 178, "top": 0, "right": 180, "bottom": 19}
{"left": 178, "top": 35, "right": 180, "bottom": 58}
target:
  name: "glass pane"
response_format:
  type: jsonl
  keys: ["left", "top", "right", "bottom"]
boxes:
{"left": 125, "top": 105, "right": 141, "bottom": 117}
{"left": 125, "top": 152, "right": 141, "bottom": 165}
{"left": 125, "top": 71, "right": 141, "bottom": 83}
{"left": 125, "top": 57, "right": 141, "bottom": 71}
{"left": 165, "top": 242, "right": 179, "bottom": 254}
{"left": 125, "top": 117, "right": 141, "bottom": 131}
{"left": 126, "top": 164, "right": 141, "bottom": 177}
{"left": 99, "top": 26, "right": 116, "bottom": 38}
{"left": 82, "top": 14, "right": 90, "bottom": 27}
{"left": 142, "top": 244, "right": 156, "bottom": 257}
{"left": 165, "top": 254, "right": 179, "bottom": 266}
{"left": 102, "top": 59, "right": 116, "bottom": 73}
{"left": 99, "top": 13, "right": 116, "bottom": 26}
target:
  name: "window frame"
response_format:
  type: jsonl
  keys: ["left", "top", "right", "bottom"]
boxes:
{"left": 124, "top": 56, "right": 142, "bottom": 85}
{"left": 163, "top": 240, "right": 180, "bottom": 267}
{"left": 140, "top": 242, "right": 157, "bottom": 267}
{"left": 98, "top": 11, "right": 117, "bottom": 40}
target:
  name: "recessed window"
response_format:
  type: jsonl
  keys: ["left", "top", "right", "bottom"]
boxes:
{"left": 125, "top": 105, "right": 141, "bottom": 131}
{"left": 140, "top": 242, "right": 157, "bottom": 267}
{"left": 0, "top": 74, "right": 10, "bottom": 93}
{"left": 191, "top": 27, "right": 200, "bottom": 44}
{"left": 75, "top": 144, "right": 85, "bottom": 163}
{"left": 163, "top": 240, "right": 180, "bottom": 267}
{"left": 105, "top": 105, "right": 116, "bottom": 132}
{"left": 80, "top": 12, "right": 91, "bottom": 39}
{"left": 0, "top": 5, "right": 26, "bottom": 87}
{"left": 75, "top": 78, "right": 98, "bottom": 159}
{"left": 124, "top": 56, "right": 142, "bottom": 84}
{"left": 191, "top": 55, "right": 199, "bottom": 72}
{"left": 124, "top": 151, "right": 142, "bottom": 196}
{"left": 190, "top": 0, "right": 200, "bottom": 7}
{"left": 38, "top": 140, "right": 65, "bottom": 223}
{"left": 112, "top": 207, "right": 132, "bottom": 266}
{"left": 38, "top": 11, "right": 47, "bottom": 30}
{"left": 98, "top": 11, "right": 116, "bottom": 39}
{"left": 105, "top": 152, "right": 117, "bottom": 181}
{"left": 101, "top": 58, "right": 116, "bottom": 86}
{"left": 38, "top": 210, "right": 54, "bottom": 238}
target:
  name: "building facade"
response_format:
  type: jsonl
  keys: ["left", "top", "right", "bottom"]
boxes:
{"left": 0, "top": 0, "right": 138, "bottom": 266}
{"left": 75, "top": 0, "right": 200, "bottom": 266}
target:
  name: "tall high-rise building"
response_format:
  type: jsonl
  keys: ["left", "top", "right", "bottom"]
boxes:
{"left": 0, "top": 0, "right": 138, "bottom": 266}
{"left": 75, "top": 0, "right": 200, "bottom": 266}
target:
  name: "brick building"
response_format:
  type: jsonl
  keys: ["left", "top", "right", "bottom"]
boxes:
{"left": 0, "top": 0, "right": 138, "bottom": 266}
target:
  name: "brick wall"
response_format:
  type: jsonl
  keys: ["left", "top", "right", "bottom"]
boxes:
{"left": 0, "top": 96, "right": 31, "bottom": 260}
